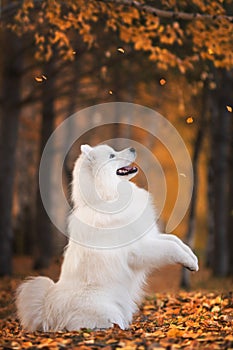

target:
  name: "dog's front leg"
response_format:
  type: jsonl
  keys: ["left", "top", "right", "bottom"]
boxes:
{"left": 129, "top": 238, "right": 198, "bottom": 271}
{"left": 157, "top": 233, "right": 198, "bottom": 268}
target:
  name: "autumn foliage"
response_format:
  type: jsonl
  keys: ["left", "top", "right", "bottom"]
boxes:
{"left": 0, "top": 277, "right": 233, "bottom": 350}
{"left": 5, "top": 0, "right": 233, "bottom": 71}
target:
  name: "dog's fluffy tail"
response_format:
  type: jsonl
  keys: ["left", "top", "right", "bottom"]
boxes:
{"left": 16, "top": 276, "right": 54, "bottom": 331}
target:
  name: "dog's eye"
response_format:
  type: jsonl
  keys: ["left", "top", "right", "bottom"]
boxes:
{"left": 109, "top": 154, "right": 115, "bottom": 159}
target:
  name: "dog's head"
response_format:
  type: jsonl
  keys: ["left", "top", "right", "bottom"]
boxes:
{"left": 80, "top": 144, "right": 138, "bottom": 181}
{"left": 72, "top": 144, "right": 138, "bottom": 206}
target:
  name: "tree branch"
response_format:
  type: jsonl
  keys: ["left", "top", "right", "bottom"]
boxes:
{"left": 1, "top": 0, "right": 233, "bottom": 22}
{"left": 99, "top": 0, "right": 233, "bottom": 22}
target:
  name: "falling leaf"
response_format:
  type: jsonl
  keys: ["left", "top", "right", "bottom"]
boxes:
{"left": 34, "top": 76, "right": 43, "bottom": 82}
{"left": 159, "top": 78, "right": 166, "bottom": 86}
{"left": 186, "top": 116, "right": 194, "bottom": 124}
{"left": 226, "top": 105, "right": 232, "bottom": 112}
{"left": 108, "top": 90, "right": 113, "bottom": 95}
{"left": 117, "top": 47, "right": 125, "bottom": 53}
{"left": 34, "top": 75, "right": 47, "bottom": 82}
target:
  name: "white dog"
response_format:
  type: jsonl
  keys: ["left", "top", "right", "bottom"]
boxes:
{"left": 16, "top": 144, "right": 198, "bottom": 331}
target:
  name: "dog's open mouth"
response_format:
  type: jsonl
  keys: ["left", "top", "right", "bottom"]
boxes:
{"left": 116, "top": 166, "right": 138, "bottom": 176}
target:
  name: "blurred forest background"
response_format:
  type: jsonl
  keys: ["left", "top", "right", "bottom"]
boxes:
{"left": 0, "top": 0, "right": 232, "bottom": 290}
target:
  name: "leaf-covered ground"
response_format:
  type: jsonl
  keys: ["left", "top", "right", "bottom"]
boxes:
{"left": 0, "top": 277, "right": 233, "bottom": 350}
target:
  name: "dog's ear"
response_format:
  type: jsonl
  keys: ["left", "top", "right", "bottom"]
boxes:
{"left": 80, "top": 144, "right": 93, "bottom": 159}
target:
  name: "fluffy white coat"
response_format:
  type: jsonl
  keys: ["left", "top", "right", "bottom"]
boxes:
{"left": 16, "top": 144, "right": 198, "bottom": 331}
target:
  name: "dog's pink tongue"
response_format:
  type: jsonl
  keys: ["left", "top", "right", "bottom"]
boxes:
{"left": 124, "top": 166, "right": 132, "bottom": 171}
{"left": 116, "top": 166, "right": 138, "bottom": 176}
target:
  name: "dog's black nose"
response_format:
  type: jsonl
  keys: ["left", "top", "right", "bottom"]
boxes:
{"left": 129, "top": 147, "right": 136, "bottom": 153}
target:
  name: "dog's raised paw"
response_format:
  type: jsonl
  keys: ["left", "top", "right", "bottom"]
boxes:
{"left": 185, "top": 261, "right": 199, "bottom": 272}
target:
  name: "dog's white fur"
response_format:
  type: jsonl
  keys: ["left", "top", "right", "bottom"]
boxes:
{"left": 16, "top": 144, "right": 198, "bottom": 331}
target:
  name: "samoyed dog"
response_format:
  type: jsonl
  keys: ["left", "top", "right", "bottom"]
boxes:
{"left": 16, "top": 144, "right": 198, "bottom": 331}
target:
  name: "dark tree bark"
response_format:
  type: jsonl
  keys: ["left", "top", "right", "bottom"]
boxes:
{"left": 0, "top": 29, "right": 22, "bottom": 276}
{"left": 208, "top": 69, "right": 232, "bottom": 276}
{"left": 206, "top": 76, "right": 219, "bottom": 269}
{"left": 205, "top": 116, "right": 216, "bottom": 269}
{"left": 228, "top": 113, "right": 233, "bottom": 275}
{"left": 180, "top": 81, "right": 208, "bottom": 289}
{"left": 33, "top": 61, "right": 56, "bottom": 270}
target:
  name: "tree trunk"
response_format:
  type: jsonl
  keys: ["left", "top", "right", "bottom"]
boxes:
{"left": 205, "top": 134, "right": 215, "bottom": 269}
{"left": 34, "top": 61, "right": 55, "bottom": 269}
{"left": 228, "top": 111, "right": 233, "bottom": 275}
{"left": 205, "top": 78, "right": 220, "bottom": 269}
{"left": 211, "top": 69, "right": 232, "bottom": 276}
{"left": 0, "top": 29, "right": 22, "bottom": 276}
{"left": 180, "top": 81, "right": 208, "bottom": 288}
